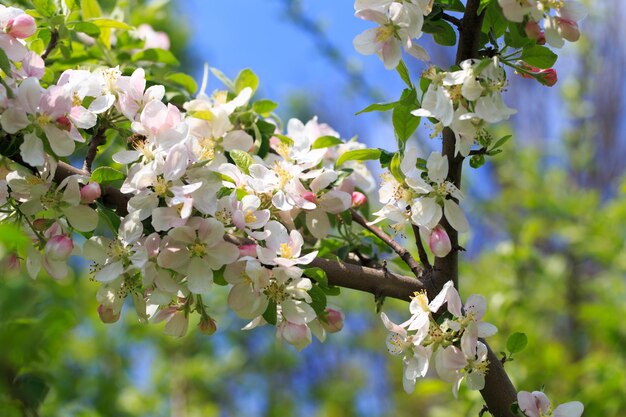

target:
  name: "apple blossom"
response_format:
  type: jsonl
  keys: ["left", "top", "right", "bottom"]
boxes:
{"left": 517, "top": 391, "right": 584, "bottom": 417}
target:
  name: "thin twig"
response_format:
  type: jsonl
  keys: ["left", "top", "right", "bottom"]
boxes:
{"left": 469, "top": 147, "right": 488, "bottom": 156}
{"left": 441, "top": 12, "right": 462, "bottom": 28}
{"left": 412, "top": 224, "right": 432, "bottom": 270}
{"left": 83, "top": 125, "right": 107, "bottom": 172}
{"left": 41, "top": 29, "right": 59, "bottom": 61}
{"left": 350, "top": 209, "right": 423, "bottom": 279}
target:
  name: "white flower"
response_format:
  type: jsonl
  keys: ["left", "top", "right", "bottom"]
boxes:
{"left": 517, "top": 391, "right": 584, "bottom": 417}
{"left": 257, "top": 221, "right": 318, "bottom": 267}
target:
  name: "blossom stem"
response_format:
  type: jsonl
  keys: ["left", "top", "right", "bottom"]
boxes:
{"left": 350, "top": 209, "right": 424, "bottom": 279}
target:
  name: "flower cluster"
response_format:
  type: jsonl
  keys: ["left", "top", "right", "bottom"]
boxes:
{"left": 374, "top": 147, "right": 467, "bottom": 257}
{"left": 413, "top": 58, "right": 517, "bottom": 157}
{"left": 353, "top": 0, "right": 432, "bottom": 69}
{"left": 0, "top": 5, "right": 371, "bottom": 349}
{"left": 498, "top": 0, "right": 587, "bottom": 48}
{"left": 381, "top": 281, "right": 497, "bottom": 395}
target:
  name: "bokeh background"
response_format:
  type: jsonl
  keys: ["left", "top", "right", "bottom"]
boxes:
{"left": 1, "top": 0, "right": 626, "bottom": 416}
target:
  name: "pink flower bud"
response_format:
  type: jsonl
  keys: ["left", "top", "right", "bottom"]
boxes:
{"left": 80, "top": 182, "right": 101, "bottom": 204}
{"left": 524, "top": 21, "right": 545, "bottom": 44}
{"left": 56, "top": 116, "right": 72, "bottom": 131}
{"left": 302, "top": 191, "right": 317, "bottom": 204}
{"left": 98, "top": 304, "right": 120, "bottom": 323}
{"left": 199, "top": 316, "right": 217, "bottom": 335}
{"left": 321, "top": 307, "right": 344, "bottom": 333}
{"left": 4, "top": 253, "right": 20, "bottom": 272}
{"left": 239, "top": 244, "right": 257, "bottom": 258}
{"left": 351, "top": 191, "right": 367, "bottom": 207}
{"left": 535, "top": 68, "right": 558, "bottom": 87}
{"left": 44, "top": 235, "right": 74, "bottom": 261}
{"left": 556, "top": 17, "right": 580, "bottom": 42}
{"left": 429, "top": 225, "right": 452, "bottom": 258}
{"left": 6, "top": 14, "right": 36, "bottom": 39}
{"left": 279, "top": 321, "right": 312, "bottom": 351}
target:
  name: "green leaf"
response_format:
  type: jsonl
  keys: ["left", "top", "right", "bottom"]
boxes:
{"left": 390, "top": 152, "right": 405, "bottom": 182}
{"left": 132, "top": 48, "right": 180, "bottom": 66}
{"left": 253, "top": 99, "right": 278, "bottom": 116}
{"left": 521, "top": 45, "right": 558, "bottom": 69}
{"left": 234, "top": 68, "right": 259, "bottom": 95}
{"left": 165, "top": 72, "right": 198, "bottom": 95}
{"left": 506, "top": 332, "right": 528, "bottom": 354}
{"left": 336, "top": 148, "right": 381, "bottom": 167}
{"left": 262, "top": 301, "right": 277, "bottom": 326}
{"left": 13, "top": 372, "right": 49, "bottom": 409}
{"left": 0, "top": 223, "right": 30, "bottom": 250}
{"left": 355, "top": 100, "right": 399, "bottom": 115}
{"left": 229, "top": 149, "right": 255, "bottom": 175}
{"left": 491, "top": 134, "right": 512, "bottom": 150}
{"left": 312, "top": 135, "right": 343, "bottom": 149}
{"left": 478, "top": 0, "right": 493, "bottom": 14}
{"left": 89, "top": 18, "right": 133, "bottom": 30}
{"left": 483, "top": 1, "right": 507, "bottom": 37}
{"left": 274, "top": 134, "right": 294, "bottom": 146}
{"left": 255, "top": 119, "right": 275, "bottom": 158}
{"left": 91, "top": 166, "right": 124, "bottom": 184}
{"left": 379, "top": 149, "right": 395, "bottom": 167}
{"left": 80, "top": 0, "right": 102, "bottom": 20}
{"left": 213, "top": 266, "right": 227, "bottom": 286}
{"left": 33, "top": 0, "right": 56, "bottom": 17}
{"left": 423, "top": 20, "right": 457, "bottom": 46}
{"left": 308, "top": 285, "right": 328, "bottom": 316}
{"left": 396, "top": 60, "right": 412, "bottom": 87}
{"left": 0, "top": 48, "right": 11, "bottom": 75}
{"left": 392, "top": 92, "right": 420, "bottom": 146}
{"left": 96, "top": 204, "right": 121, "bottom": 233}
{"left": 68, "top": 21, "right": 101, "bottom": 37}
{"left": 303, "top": 267, "right": 328, "bottom": 287}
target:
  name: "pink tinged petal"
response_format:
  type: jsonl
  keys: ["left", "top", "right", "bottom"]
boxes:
{"left": 553, "top": 401, "right": 584, "bottom": 417}
{"left": 152, "top": 207, "right": 186, "bottom": 231}
{"left": 380, "top": 312, "right": 407, "bottom": 336}
{"left": 186, "top": 257, "right": 213, "bottom": 294}
{"left": 197, "top": 217, "right": 226, "bottom": 243}
{"left": 19, "top": 132, "right": 44, "bottom": 166}
{"left": 95, "top": 261, "right": 124, "bottom": 283}
{"left": 466, "top": 372, "right": 485, "bottom": 391}
{"left": 0, "top": 33, "right": 27, "bottom": 61}
{"left": 17, "top": 76, "right": 42, "bottom": 114}
{"left": 113, "top": 150, "right": 141, "bottom": 164}
{"left": 464, "top": 294, "right": 487, "bottom": 320}
{"left": 69, "top": 106, "right": 97, "bottom": 129}
{"left": 43, "top": 258, "right": 69, "bottom": 280}
{"left": 306, "top": 210, "right": 330, "bottom": 240}
{"left": 406, "top": 313, "right": 429, "bottom": 342}
{"left": 157, "top": 242, "right": 189, "bottom": 269}
{"left": 62, "top": 205, "right": 98, "bottom": 232}
{"left": 83, "top": 237, "right": 111, "bottom": 264}
{"left": 292, "top": 251, "right": 317, "bottom": 266}
{"left": 223, "top": 130, "right": 253, "bottom": 152}
{"left": 163, "top": 311, "right": 189, "bottom": 337}
{"left": 203, "top": 242, "right": 240, "bottom": 270}
{"left": 558, "top": 1, "right": 587, "bottom": 21}
{"left": 355, "top": 9, "right": 389, "bottom": 25}
{"left": 478, "top": 322, "right": 498, "bottom": 338}
{"left": 381, "top": 38, "right": 402, "bottom": 70}
{"left": 402, "top": 371, "right": 417, "bottom": 394}
{"left": 43, "top": 125, "right": 75, "bottom": 157}
{"left": 404, "top": 39, "right": 429, "bottom": 61}
{"left": 443, "top": 199, "right": 469, "bottom": 233}
{"left": 1, "top": 107, "right": 30, "bottom": 133}
{"left": 517, "top": 391, "right": 542, "bottom": 417}
{"left": 88, "top": 94, "right": 116, "bottom": 114}
{"left": 282, "top": 299, "right": 316, "bottom": 324}
{"left": 353, "top": 28, "right": 380, "bottom": 55}
{"left": 280, "top": 321, "right": 312, "bottom": 351}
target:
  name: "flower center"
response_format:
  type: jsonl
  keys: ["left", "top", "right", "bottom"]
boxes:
{"left": 244, "top": 209, "right": 257, "bottom": 224}
{"left": 189, "top": 242, "right": 207, "bottom": 257}
{"left": 279, "top": 243, "right": 293, "bottom": 259}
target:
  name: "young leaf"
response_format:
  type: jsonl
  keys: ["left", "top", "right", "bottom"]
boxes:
{"left": 89, "top": 18, "right": 133, "bottom": 30}
{"left": 0, "top": 49, "right": 11, "bottom": 75}
{"left": 132, "top": 48, "right": 180, "bottom": 66}
{"left": 165, "top": 72, "right": 198, "bottom": 95}
{"left": 303, "top": 267, "right": 328, "bottom": 287}
{"left": 521, "top": 45, "right": 558, "bottom": 69}
{"left": 506, "top": 332, "right": 528, "bottom": 354}
{"left": 308, "top": 285, "right": 328, "bottom": 316}
{"left": 91, "top": 167, "right": 124, "bottom": 184}
{"left": 396, "top": 60, "right": 413, "bottom": 87}
{"left": 234, "top": 68, "right": 259, "bottom": 95}
{"left": 311, "top": 135, "right": 343, "bottom": 149}
{"left": 336, "top": 148, "right": 381, "bottom": 167}
{"left": 80, "top": 0, "right": 102, "bottom": 20}
{"left": 229, "top": 149, "right": 255, "bottom": 175}
{"left": 262, "top": 301, "right": 277, "bottom": 326}
{"left": 253, "top": 99, "right": 278, "bottom": 116}
{"left": 423, "top": 20, "right": 457, "bottom": 46}
{"left": 355, "top": 100, "right": 399, "bottom": 115}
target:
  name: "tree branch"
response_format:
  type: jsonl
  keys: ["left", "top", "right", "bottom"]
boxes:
{"left": 411, "top": 224, "right": 432, "bottom": 270}
{"left": 350, "top": 209, "right": 424, "bottom": 279}
{"left": 41, "top": 29, "right": 59, "bottom": 61}
{"left": 433, "top": 1, "right": 518, "bottom": 416}
{"left": 82, "top": 125, "right": 107, "bottom": 172}
{"left": 441, "top": 12, "right": 462, "bottom": 28}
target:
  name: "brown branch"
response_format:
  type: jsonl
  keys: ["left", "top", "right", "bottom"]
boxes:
{"left": 433, "top": 1, "right": 518, "bottom": 416}
{"left": 411, "top": 224, "right": 432, "bottom": 270}
{"left": 441, "top": 12, "right": 462, "bottom": 28}
{"left": 41, "top": 29, "right": 59, "bottom": 61}
{"left": 350, "top": 209, "right": 424, "bottom": 279}
{"left": 83, "top": 125, "right": 107, "bottom": 172}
